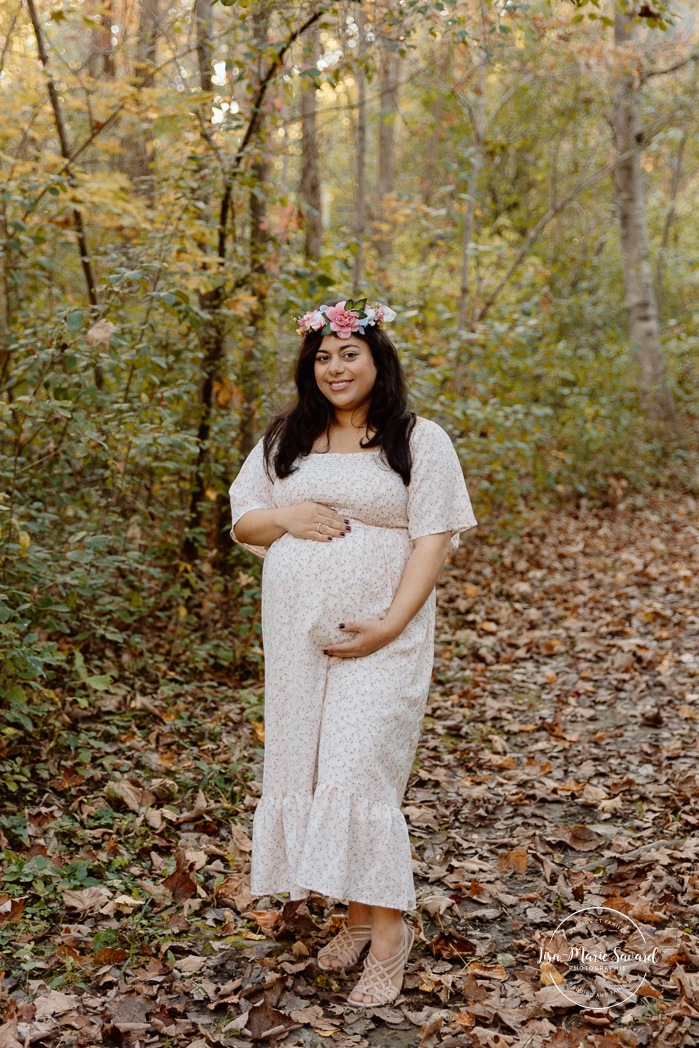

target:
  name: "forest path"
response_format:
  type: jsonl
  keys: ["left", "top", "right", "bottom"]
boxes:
{"left": 1, "top": 491, "right": 697, "bottom": 1048}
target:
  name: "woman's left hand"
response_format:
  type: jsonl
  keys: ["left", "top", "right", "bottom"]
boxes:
{"left": 323, "top": 618, "right": 396, "bottom": 658}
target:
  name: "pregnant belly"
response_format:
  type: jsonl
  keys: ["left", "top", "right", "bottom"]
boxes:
{"left": 263, "top": 521, "right": 411, "bottom": 650}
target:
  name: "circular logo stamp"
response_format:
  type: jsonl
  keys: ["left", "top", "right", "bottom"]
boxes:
{"left": 538, "top": 905, "right": 658, "bottom": 1009}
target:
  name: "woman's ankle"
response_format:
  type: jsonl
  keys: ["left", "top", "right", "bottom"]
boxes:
{"left": 347, "top": 901, "right": 372, "bottom": 926}
{"left": 368, "top": 905, "right": 403, "bottom": 933}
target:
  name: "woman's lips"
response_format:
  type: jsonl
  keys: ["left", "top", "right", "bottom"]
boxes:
{"left": 328, "top": 380, "right": 353, "bottom": 391}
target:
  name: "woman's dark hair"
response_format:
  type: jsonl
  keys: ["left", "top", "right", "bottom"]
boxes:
{"left": 262, "top": 300, "right": 417, "bottom": 485}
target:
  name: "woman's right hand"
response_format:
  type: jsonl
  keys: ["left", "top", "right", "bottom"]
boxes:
{"left": 279, "top": 502, "right": 350, "bottom": 542}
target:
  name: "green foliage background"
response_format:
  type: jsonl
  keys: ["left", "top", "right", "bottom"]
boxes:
{"left": 0, "top": 0, "right": 697, "bottom": 784}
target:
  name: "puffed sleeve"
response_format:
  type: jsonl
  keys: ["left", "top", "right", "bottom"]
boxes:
{"left": 228, "top": 437, "right": 276, "bottom": 559}
{"left": 407, "top": 418, "right": 478, "bottom": 551}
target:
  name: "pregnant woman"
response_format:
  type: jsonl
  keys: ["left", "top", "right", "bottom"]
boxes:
{"left": 228, "top": 298, "right": 477, "bottom": 1008}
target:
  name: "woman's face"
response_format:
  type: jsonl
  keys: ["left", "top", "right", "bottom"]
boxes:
{"left": 313, "top": 334, "right": 378, "bottom": 415}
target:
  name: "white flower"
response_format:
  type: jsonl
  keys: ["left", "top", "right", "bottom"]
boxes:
{"left": 297, "top": 308, "right": 326, "bottom": 334}
{"left": 307, "top": 309, "right": 326, "bottom": 329}
{"left": 374, "top": 304, "right": 396, "bottom": 324}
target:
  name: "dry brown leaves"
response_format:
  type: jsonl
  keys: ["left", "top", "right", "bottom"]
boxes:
{"left": 1, "top": 490, "right": 697, "bottom": 1048}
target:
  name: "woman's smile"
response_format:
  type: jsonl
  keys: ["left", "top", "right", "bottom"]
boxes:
{"left": 314, "top": 335, "right": 378, "bottom": 411}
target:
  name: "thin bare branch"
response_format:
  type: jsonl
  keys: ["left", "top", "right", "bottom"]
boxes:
{"left": 642, "top": 52, "right": 699, "bottom": 81}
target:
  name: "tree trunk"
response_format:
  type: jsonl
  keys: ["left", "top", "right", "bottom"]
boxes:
{"left": 183, "top": 0, "right": 223, "bottom": 562}
{"left": 375, "top": 48, "right": 400, "bottom": 262}
{"left": 195, "top": 0, "right": 214, "bottom": 93}
{"left": 418, "top": 39, "right": 452, "bottom": 266}
{"left": 241, "top": 6, "right": 271, "bottom": 457}
{"left": 182, "top": 4, "right": 331, "bottom": 561}
{"left": 456, "top": 4, "right": 486, "bottom": 337}
{"left": 124, "top": 0, "right": 161, "bottom": 189}
{"left": 655, "top": 125, "right": 687, "bottom": 309}
{"left": 88, "top": 0, "right": 116, "bottom": 78}
{"left": 610, "top": 10, "right": 677, "bottom": 426}
{"left": 300, "top": 23, "right": 322, "bottom": 261}
{"left": 450, "top": 0, "right": 487, "bottom": 399}
{"left": 25, "top": 0, "right": 101, "bottom": 387}
{"left": 351, "top": 2, "right": 367, "bottom": 294}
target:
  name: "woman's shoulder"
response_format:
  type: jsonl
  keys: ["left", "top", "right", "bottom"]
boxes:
{"left": 411, "top": 415, "right": 453, "bottom": 445}
{"left": 413, "top": 414, "right": 443, "bottom": 430}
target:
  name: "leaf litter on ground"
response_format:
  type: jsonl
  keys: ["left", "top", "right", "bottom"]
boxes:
{"left": 1, "top": 490, "right": 698, "bottom": 1047}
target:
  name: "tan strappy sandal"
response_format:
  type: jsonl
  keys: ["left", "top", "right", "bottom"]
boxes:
{"left": 345, "top": 921, "right": 414, "bottom": 1008}
{"left": 316, "top": 921, "right": 372, "bottom": 971}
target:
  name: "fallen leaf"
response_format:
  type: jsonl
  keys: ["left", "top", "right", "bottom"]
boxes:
{"left": 419, "top": 1013, "right": 443, "bottom": 1045}
{"left": 63, "top": 887, "right": 113, "bottom": 913}
{"left": 429, "top": 931, "right": 477, "bottom": 960}
{"left": 289, "top": 1004, "right": 325, "bottom": 1024}
{"left": 99, "top": 893, "right": 143, "bottom": 917}
{"left": 93, "top": 946, "right": 129, "bottom": 964}
{"left": 174, "top": 955, "right": 208, "bottom": 974}
{"left": 0, "top": 895, "right": 25, "bottom": 923}
{"left": 404, "top": 804, "right": 441, "bottom": 830}
{"left": 108, "top": 996, "right": 151, "bottom": 1029}
{"left": 163, "top": 868, "right": 197, "bottom": 902}
{"left": 539, "top": 961, "right": 565, "bottom": 986}
{"left": 106, "top": 778, "right": 156, "bottom": 811}
{"left": 466, "top": 962, "right": 508, "bottom": 981}
{"left": 0, "top": 1019, "right": 22, "bottom": 1048}
{"left": 636, "top": 982, "right": 663, "bottom": 999}
{"left": 244, "top": 908, "right": 282, "bottom": 932}
{"left": 216, "top": 874, "right": 253, "bottom": 912}
{"left": 580, "top": 783, "right": 608, "bottom": 805}
{"left": 452, "top": 1011, "right": 476, "bottom": 1027}
{"left": 228, "top": 824, "right": 253, "bottom": 854}
{"left": 535, "top": 984, "right": 589, "bottom": 1010}
{"left": 421, "top": 894, "right": 457, "bottom": 917}
{"left": 498, "top": 846, "right": 528, "bottom": 874}
{"left": 567, "top": 824, "right": 606, "bottom": 851}
{"left": 33, "top": 991, "right": 81, "bottom": 1019}
{"left": 245, "top": 996, "right": 296, "bottom": 1040}
{"left": 221, "top": 1013, "right": 250, "bottom": 1035}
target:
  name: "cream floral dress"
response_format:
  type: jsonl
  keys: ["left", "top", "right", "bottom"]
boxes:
{"left": 228, "top": 416, "right": 477, "bottom": 911}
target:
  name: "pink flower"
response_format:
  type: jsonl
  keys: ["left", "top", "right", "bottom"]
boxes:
{"left": 324, "top": 301, "right": 361, "bottom": 339}
{"left": 296, "top": 309, "right": 325, "bottom": 335}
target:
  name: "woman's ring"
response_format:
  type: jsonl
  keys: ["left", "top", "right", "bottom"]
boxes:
{"left": 316, "top": 522, "right": 322, "bottom": 533}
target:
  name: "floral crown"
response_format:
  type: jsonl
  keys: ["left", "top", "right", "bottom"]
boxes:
{"left": 295, "top": 297, "right": 396, "bottom": 338}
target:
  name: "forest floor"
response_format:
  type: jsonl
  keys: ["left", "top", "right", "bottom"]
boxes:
{"left": 1, "top": 489, "right": 698, "bottom": 1048}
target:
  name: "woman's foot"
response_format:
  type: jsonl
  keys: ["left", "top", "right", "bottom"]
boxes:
{"left": 346, "top": 918, "right": 414, "bottom": 1007}
{"left": 316, "top": 901, "right": 373, "bottom": 971}
{"left": 317, "top": 921, "right": 371, "bottom": 970}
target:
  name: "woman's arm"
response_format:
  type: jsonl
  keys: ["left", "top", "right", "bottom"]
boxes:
{"left": 322, "top": 531, "right": 454, "bottom": 658}
{"left": 381, "top": 531, "right": 454, "bottom": 640}
{"left": 234, "top": 503, "right": 351, "bottom": 547}
{"left": 233, "top": 508, "right": 288, "bottom": 548}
